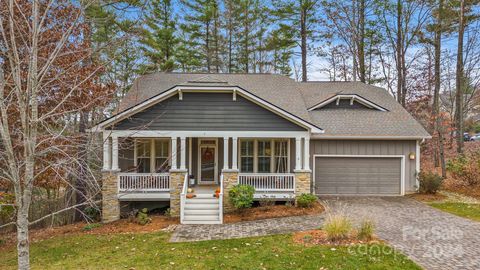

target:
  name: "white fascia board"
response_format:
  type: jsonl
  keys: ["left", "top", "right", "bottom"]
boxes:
{"left": 311, "top": 135, "right": 432, "bottom": 140}
{"left": 108, "top": 130, "right": 310, "bottom": 138}
{"left": 307, "top": 94, "right": 387, "bottom": 112}
{"left": 89, "top": 85, "right": 324, "bottom": 133}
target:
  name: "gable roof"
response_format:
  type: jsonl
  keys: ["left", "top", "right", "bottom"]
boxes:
{"left": 97, "top": 73, "right": 430, "bottom": 139}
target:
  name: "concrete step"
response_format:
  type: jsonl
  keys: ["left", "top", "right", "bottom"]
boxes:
{"left": 192, "top": 193, "right": 217, "bottom": 199}
{"left": 182, "top": 220, "right": 222, "bottom": 225}
{"left": 184, "top": 209, "right": 220, "bottom": 215}
{"left": 183, "top": 215, "right": 220, "bottom": 221}
{"left": 184, "top": 204, "right": 219, "bottom": 210}
{"left": 185, "top": 198, "right": 218, "bottom": 204}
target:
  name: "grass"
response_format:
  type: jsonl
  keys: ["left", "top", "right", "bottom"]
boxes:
{"left": 0, "top": 232, "right": 421, "bottom": 270}
{"left": 429, "top": 202, "right": 480, "bottom": 222}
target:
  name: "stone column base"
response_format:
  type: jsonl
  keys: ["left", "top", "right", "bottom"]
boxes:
{"left": 294, "top": 170, "right": 312, "bottom": 204}
{"left": 222, "top": 170, "right": 239, "bottom": 213}
{"left": 169, "top": 169, "right": 187, "bottom": 217}
{"left": 102, "top": 171, "right": 120, "bottom": 223}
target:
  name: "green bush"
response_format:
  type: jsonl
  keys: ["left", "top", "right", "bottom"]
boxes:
{"left": 136, "top": 208, "right": 151, "bottom": 225}
{"left": 357, "top": 219, "right": 375, "bottom": 241}
{"left": 82, "top": 223, "right": 102, "bottom": 231}
{"left": 418, "top": 171, "right": 443, "bottom": 194}
{"left": 296, "top": 193, "right": 317, "bottom": 208}
{"left": 84, "top": 206, "right": 100, "bottom": 222}
{"left": 228, "top": 185, "right": 255, "bottom": 210}
{"left": 323, "top": 214, "right": 352, "bottom": 241}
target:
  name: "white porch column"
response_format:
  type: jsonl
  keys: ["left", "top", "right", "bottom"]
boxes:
{"left": 232, "top": 137, "right": 238, "bottom": 170}
{"left": 295, "top": 137, "right": 302, "bottom": 171}
{"left": 111, "top": 136, "right": 119, "bottom": 171}
{"left": 102, "top": 135, "right": 111, "bottom": 171}
{"left": 303, "top": 137, "right": 310, "bottom": 170}
{"left": 180, "top": 137, "right": 186, "bottom": 170}
{"left": 171, "top": 137, "right": 177, "bottom": 170}
{"left": 223, "top": 137, "right": 229, "bottom": 170}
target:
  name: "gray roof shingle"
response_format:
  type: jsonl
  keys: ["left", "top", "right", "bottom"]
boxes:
{"left": 117, "top": 73, "right": 430, "bottom": 138}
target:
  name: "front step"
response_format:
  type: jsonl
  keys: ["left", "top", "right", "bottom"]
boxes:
{"left": 182, "top": 194, "right": 222, "bottom": 224}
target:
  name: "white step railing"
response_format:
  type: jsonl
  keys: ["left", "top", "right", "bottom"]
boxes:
{"left": 118, "top": 173, "right": 170, "bottom": 192}
{"left": 219, "top": 174, "right": 224, "bottom": 224}
{"left": 238, "top": 173, "right": 295, "bottom": 192}
{"left": 180, "top": 173, "right": 188, "bottom": 224}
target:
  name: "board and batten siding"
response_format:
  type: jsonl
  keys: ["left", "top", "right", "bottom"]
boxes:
{"left": 310, "top": 140, "right": 417, "bottom": 193}
{"left": 113, "top": 92, "right": 306, "bottom": 131}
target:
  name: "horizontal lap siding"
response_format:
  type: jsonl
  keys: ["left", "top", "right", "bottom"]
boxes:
{"left": 113, "top": 93, "right": 305, "bottom": 131}
{"left": 311, "top": 140, "right": 417, "bottom": 193}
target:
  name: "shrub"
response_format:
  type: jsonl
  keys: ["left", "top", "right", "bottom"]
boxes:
{"left": 82, "top": 223, "right": 102, "bottom": 231}
{"left": 228, "top": 185, "right": 255, "bottom": 210}
{"left": 357, "top": 219, "right": 375, "bottom": 241}
{"left": 84, "top": 206, "right": 100, "bottom": 222}
{"left": 418, "top": 171, "right": 443, "bottom": 194}
{"left": 296, "top": 193, "right": 317, "bottom": 208}
{"left": 136, "top": 208, "right": 151, "bottom": 225}
{"left": 323, "top": 214, "right": 352, "bottom": 241}
{"left": 164, "top": 208, "right": 172, "bottom": 217}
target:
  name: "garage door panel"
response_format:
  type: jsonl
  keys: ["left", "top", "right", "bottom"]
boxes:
{"left": 315, "top": 157, "right": 401, "bottom": 195}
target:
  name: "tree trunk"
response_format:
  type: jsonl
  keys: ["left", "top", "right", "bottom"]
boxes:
{"left": 300, "top": 5, "right": 307, "bottom": 82}
{"left": 352, "top": 0, "right": 357, "bottom": 82}
{"left": 16, "top": 205, "right": 30, "bottom": 270}
{"left": 358, "top": 0, "right": 366, "bottom": 83}
{"left": 396, "top": 0, "right": 404, "bottom": 105}
{"left": 455, "top": 0, "right": 465, "bottom": 153}
{"left": 74, "top": 111, "right": 88, "bottom": 221}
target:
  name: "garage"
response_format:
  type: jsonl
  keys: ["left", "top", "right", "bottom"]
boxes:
{"left": 314, "top": 156, "right": 403, "bottom": 195}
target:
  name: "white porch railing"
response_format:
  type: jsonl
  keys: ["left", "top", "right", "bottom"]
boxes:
{"left": 118, "top": 173, "right": 170, "bottom": 192}
{"left": 180, "top": 173, "right": 188, "bottom": 224}
{"left": 238, "top": 173, "right": 295, "bottom": 192}
{"left": 219, "top": 174, "right": 224, "bottom": 224}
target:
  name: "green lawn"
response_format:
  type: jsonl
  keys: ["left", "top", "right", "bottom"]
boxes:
{"left": 429, "top": 202, "right": 480, "bottom": 221}
{"left": 0, "top": 231, "right": 421, "bottom": 270}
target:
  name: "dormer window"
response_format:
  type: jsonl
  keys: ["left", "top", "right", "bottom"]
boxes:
{"left": 308, "top": 94, "right": 387, "bottom": 111}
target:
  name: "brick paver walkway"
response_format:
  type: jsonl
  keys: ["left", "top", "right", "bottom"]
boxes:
{"left": 323, "top": 196, "right": 480, "bottom": 270}
{"left": 170, "top": 214, "right": 324, "bottom": 242}
{"left": 170, "top": 197, "right": 480, "bottom": 270}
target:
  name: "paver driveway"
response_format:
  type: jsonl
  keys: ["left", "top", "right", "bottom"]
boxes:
{"left": 322, "top": 196, "right": 480, "bottom": 270}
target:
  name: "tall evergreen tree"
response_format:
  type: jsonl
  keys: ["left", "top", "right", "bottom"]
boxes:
{"left": 272, "top": 0, "right": 320, "bottom": 81}
{"left": 139, "top": 0, "right": 178, "bottom": 72}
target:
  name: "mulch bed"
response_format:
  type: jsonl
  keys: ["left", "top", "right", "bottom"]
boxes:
{"left": 292, "top": 229, "right": 381, "bottom": 246}
{"left": 224, "top": 202, "right": 324, "bottom": 223}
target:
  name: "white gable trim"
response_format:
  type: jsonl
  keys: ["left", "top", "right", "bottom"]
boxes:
{"left": 308, "top": 94, "right": 388, "bottom": 112}
{"left": 89, "top": 86, "right": 324, "bottom": 133}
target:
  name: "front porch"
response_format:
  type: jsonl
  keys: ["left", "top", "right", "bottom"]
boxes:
{"left": 101, "top": 131, "right": 312, "bottom": 224}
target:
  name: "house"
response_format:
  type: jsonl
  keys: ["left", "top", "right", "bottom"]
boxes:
{"left": 89, "top": 73, "right": 430, "bottom": 224}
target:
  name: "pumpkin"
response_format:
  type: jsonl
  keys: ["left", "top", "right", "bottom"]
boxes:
{"left": 215, "top": 188, "right": 221, "bottom": 193}
{"left": 186, "top": 194, "right": 196, "bottom": 199}
{"left": 187, "top": 188, "right": 194, "bottom": 193}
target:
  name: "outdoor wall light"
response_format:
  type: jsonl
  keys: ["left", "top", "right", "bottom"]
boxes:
{"left": 409, "top": 152, "right": 416, "bottom": 160}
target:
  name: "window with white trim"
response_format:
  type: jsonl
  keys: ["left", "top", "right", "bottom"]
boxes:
{"left": 154, "top": 139, "right": 170, "bottom": 172}
{"left": 239, "top": 139, "right": 290, "bottom": 173}
{"left": 136, "top": 140, "right": 151, "bottom": 173}
{"left": 274, "top": 140, "right": 289, "bottom": 173}
{"left": 240, "top": 140, "right": 254, "bottom": 172}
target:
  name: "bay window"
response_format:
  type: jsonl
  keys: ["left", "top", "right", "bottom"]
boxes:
{"left": 239, "top": 139, "right": 290, "bottom": 173}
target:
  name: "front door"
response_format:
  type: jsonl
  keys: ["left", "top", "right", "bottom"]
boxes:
{"left": 198, "top": 139, "right": 217, "bottom": 184}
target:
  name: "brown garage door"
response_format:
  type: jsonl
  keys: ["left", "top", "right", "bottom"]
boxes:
{"left": 315, "top": 157, "right": 401, "bottom": 195}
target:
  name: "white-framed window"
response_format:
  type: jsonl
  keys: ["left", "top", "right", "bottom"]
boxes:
{"left": 136, "top": 139, "right": 151, "bottom": 173}
{"left": 154, "top": 139, "right": 170, "bottom": 172}
{"left": 135, "top": 139, "right": 170, "bottom": 173}
{"left": 239, "top": 139, "right": 290, "bottom": 173}
{"left": 240, "top": 140, "right": 254, "bottom": 173}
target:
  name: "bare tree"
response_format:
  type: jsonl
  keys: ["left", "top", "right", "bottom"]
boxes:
{"left": 0, "top": 1, "right": 112, "bottom": 269}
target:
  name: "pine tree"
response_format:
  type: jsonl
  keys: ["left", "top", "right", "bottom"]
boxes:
{"left": 139, "top": 0, "right": 178, "bottom": 72}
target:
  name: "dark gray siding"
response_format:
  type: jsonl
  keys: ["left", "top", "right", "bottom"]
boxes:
{"left": 113, "top": 92, "right": 306, "bottom": 131}
{"left": 311, "top": 140, "right": 417, "bottom": 193}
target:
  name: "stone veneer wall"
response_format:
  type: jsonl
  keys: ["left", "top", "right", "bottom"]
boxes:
{"left": 102, "top": 171, "right": 120, "bottom": 223}
{"left": 222, "top": 170, "right": 238, "bottom": 213}
{"left": 294, "top": 171, "right": 312, "bottom": 204}
{"left": 169, "top": 170, "right": 187, "bottom": 217}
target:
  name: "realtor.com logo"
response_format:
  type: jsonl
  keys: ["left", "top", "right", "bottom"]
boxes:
{"left": 402, "top": 225, "right": 464, "bottom": 259}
